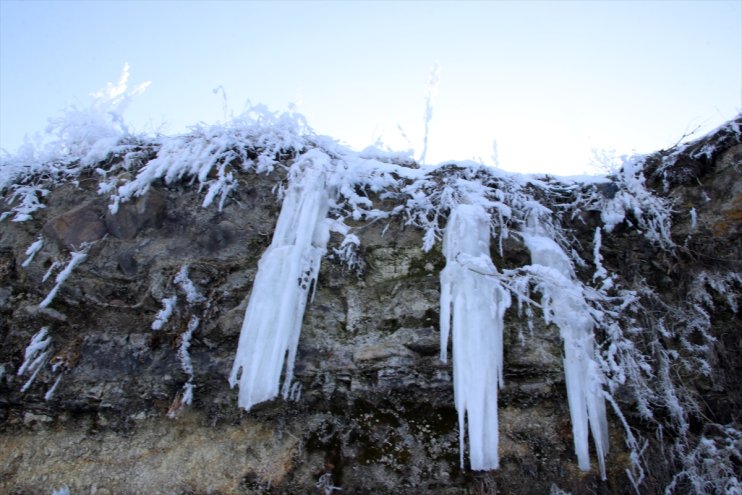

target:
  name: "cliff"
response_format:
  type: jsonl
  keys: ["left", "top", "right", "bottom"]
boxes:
{"left": 0, "top": 113, "right": 740, "bottom": 495}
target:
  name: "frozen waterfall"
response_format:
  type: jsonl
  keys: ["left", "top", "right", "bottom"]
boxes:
{"left": 440, "top": 203, "right": 511, "bottom": 470}
{"left": 521, "top": 216, "right": 609, "bottom": 479}
{"left": 229, "top": 152, "right": 332, "bottom": 411}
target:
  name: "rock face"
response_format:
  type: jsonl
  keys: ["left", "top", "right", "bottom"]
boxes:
{"left": 0, "top": 121, "right": 740, "bottom": 495}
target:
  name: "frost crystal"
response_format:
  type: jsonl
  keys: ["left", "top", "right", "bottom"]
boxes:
{"left": 440, "top": 203, "right": 511, "bottom": 470}
{"left": 229, "top": 150, "right": 333, "bottom": 410}
{"left": 44, "top": 374, "right": 63, "bottom": 401}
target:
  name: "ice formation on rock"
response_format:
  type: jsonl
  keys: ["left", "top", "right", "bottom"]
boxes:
{"left": 229, "top": 151, "right": 332, "bottom": 411}
{"left": 440, "top": 203, "right": 511, "bottom": 470}
{"left": 521, "top": 215, "right": 609, "bottom": 478}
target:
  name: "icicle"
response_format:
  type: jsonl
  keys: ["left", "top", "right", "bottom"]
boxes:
{"left": 229, "top": 150, "right": 333, "bottom": 411}
{"left": 440, "top": 203, "right": 511, "bottom": 470}
{"left": 521, "top": 217, "right": 609, "bottom": 479}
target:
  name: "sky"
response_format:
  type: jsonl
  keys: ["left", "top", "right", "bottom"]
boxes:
{"left": 1, "top": 0, "right": 740, "bottom": 175}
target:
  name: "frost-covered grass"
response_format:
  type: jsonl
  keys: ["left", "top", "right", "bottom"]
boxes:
{"left": 21, "top": 236, "right": 44, "bottom": 268}
{"left": 151, "top": 295, "right": 177, "bottom": 331}
{"left": 39, "top": 248, "right": 89, "bottom": 309}
{"left": 167, "top": 315, "right": 200, "bottom": 418}
{"left": 17, "top": 327, "right": 52, "bottom": 393}
{"left": 2, "top": 71, "right": 741, "bottom": 492}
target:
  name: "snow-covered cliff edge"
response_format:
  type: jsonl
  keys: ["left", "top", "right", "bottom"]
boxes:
{"left": 1, "top": 111, "right": 740, "bottom": 495}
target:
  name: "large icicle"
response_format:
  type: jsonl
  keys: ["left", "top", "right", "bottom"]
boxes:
{"left": 440, "top": 203, "right": 511, "bottom": 470}
{"left": 229, "top": 150, "right": 332, "bottom": 411}
{"left": 521, "top": 216, "right": 609, "bottom": 479}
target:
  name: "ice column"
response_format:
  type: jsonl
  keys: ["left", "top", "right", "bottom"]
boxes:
{"left": 521, "top": 217, "right": 609, "bottom": 478}
{"left": 229, "top": 153, "right": 331, "bottom": 411}
{"left": 440, "top": 203, "right": 511, "bottom": 470}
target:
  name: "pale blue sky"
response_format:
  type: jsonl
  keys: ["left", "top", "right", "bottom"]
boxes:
{"left": 1, "top": 0, "right": 740, "bottom": 174}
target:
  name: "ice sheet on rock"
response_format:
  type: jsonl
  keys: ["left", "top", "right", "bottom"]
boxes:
{"left": 440, "top": 203, "right": 511, "bottom": 470}
{"left": 229, "top": 150, "right": 332, "bottom": 411}
{"left": 521, "top": 217, "right": 609, "bottom": 478}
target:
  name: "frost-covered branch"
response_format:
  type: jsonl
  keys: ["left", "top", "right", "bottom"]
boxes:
{"left": 174, "top": 266, "right": 206, "bottom": 305}
{"left": 22, "top": 236, "right": 44, "bottom": 267}
{"left": 151, "top": 295, "right": 177, "bottom": 331}
{"left": 17, "top": 327, "right": 52, "bottom": 393}
{"left": 39, "top": 248, "right": 89, "bottom": 308}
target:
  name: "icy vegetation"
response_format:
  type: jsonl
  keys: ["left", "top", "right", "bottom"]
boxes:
{"left": 2, "top": 67, "right": 741, "bottom": 493}
{"left": 21, "top": 236, "right": 44, "bottom": 268}
{"left": 17, "top": 327, "right": 51, "bottom": 393}
{"left": 151, "top": 295, "right": 177, "bottom": 331}
{"left": 168, "top": 315, "right": 199, "bottom": 418}
{"left": 38, "top": 248, "right": 88, "bottom": 308}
